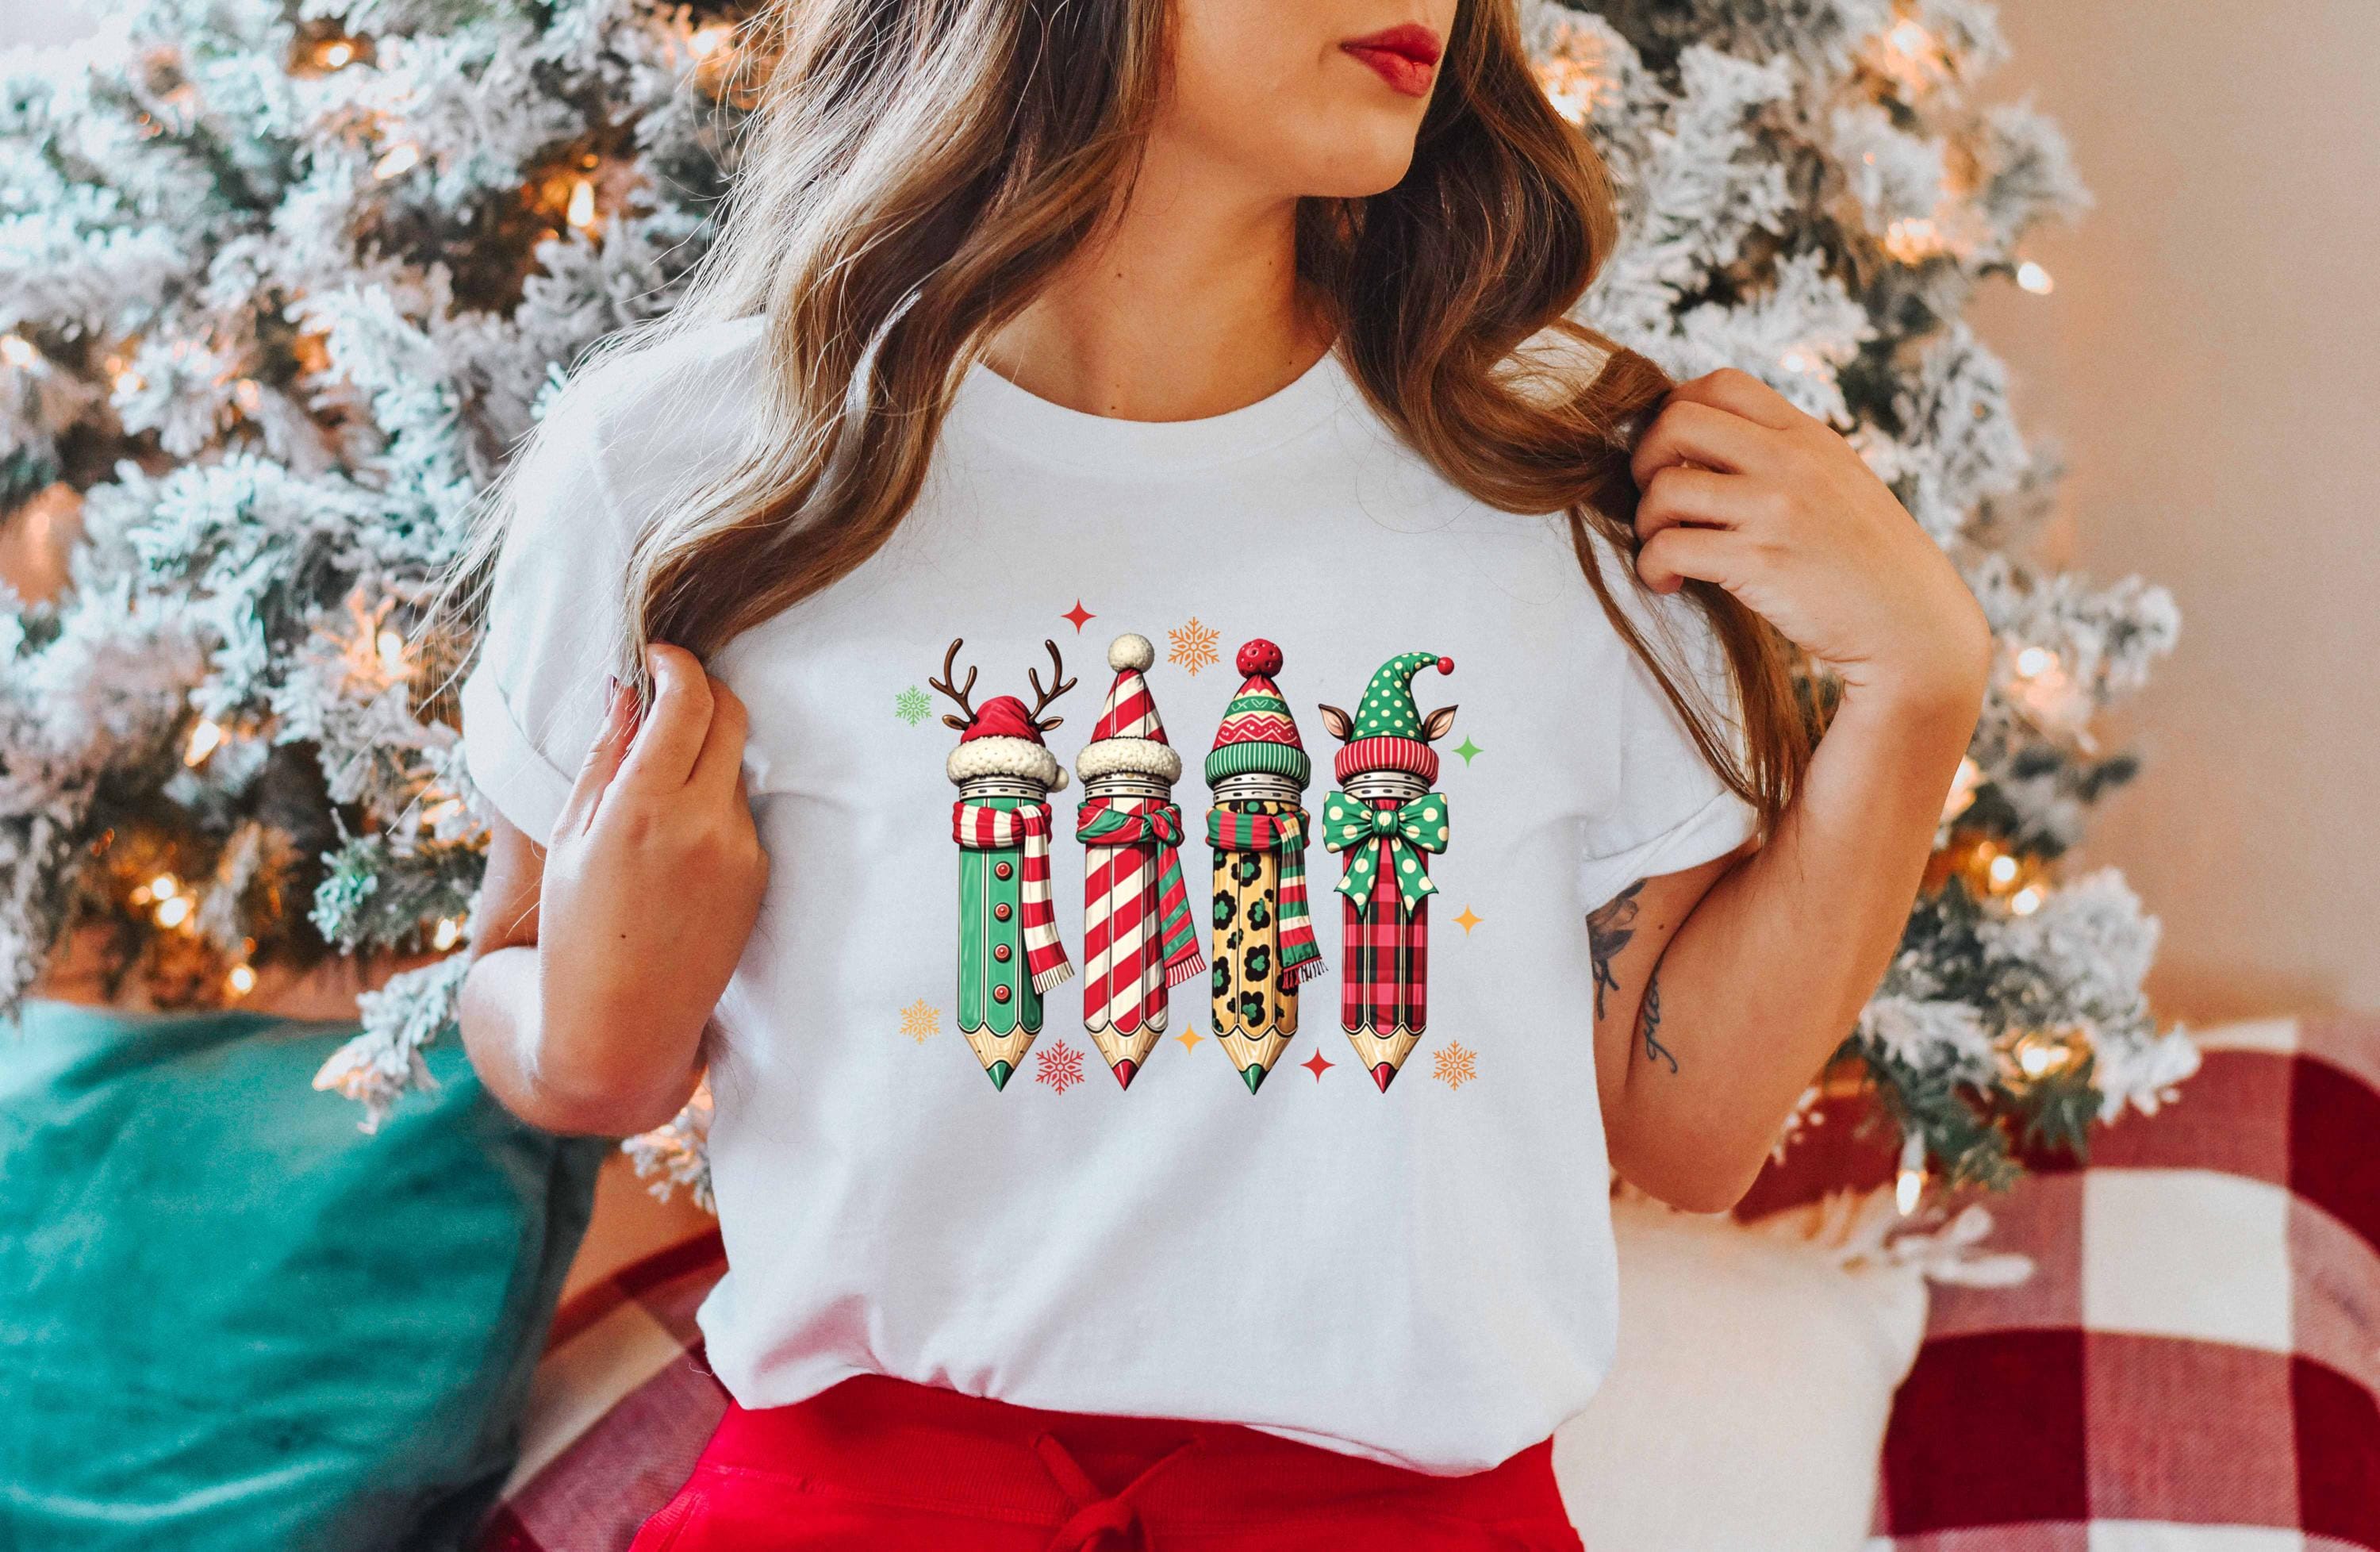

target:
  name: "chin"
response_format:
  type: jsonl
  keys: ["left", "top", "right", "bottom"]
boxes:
{"left": 1296, "top": 123, "right": 1422, "bottom": 200}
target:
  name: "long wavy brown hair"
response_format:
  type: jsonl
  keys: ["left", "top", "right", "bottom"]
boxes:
{"left": 450, "top": 0, "right": 1809, "bottom": 831}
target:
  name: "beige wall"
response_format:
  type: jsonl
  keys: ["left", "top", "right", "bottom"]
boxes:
{"left": 1973, "top": 0, "right": 2380, "bottom": 1018}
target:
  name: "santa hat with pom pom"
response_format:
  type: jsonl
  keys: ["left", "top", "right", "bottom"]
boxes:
{"left": 1075, "top": 633, "right": 1182, "bottom": 784}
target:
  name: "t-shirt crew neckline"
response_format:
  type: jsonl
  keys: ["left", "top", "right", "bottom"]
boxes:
{"left": 950, "top": 345, "right": 1357, "bottom": 474}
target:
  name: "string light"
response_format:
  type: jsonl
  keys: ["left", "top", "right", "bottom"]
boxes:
{"left": 566, "top": 178, "right": 597, "bottom": 232}
{"left": 317, "top": 39, "right": 356, "bottom": 69}
{"left": 227, "top": 964, "right": 257, "bottom": 996}
{"left": 2014, "top": 645, "right": 2057, "bottom": 680}
{"left": 0, "top": 334, "right": 36, "bottom": 368}
{"left": 184, "top": 718, "right": 224, "bottom": 766}
{"left": 155, "top": 895, "right": 191, "bottom": 928}
{"left": 1986, "top": 852, "right": 2020, "bottom": 889}
{"left": 2016, "top": 261, "right": 2056, "bottom": 295}
{"left": 688, "top": 23, "right": 731, "bottom": 56}
{"left": 374, "top": 144, "right": 420, "bottom": 180}
{"left": 376, "top": 628, "right": 408, "bottom": 676}
{"left": 1884, "top": 217, "right": 1948, "bottom": 264}
{"left": 2010, "top": 885, "right": 2044, "bottom": 916}
{"left": 431, "top": 916, "right": 465, "bottom": 951}
{"left": 1894, "top": 1131, "right": 1926, "bottom": 1216}
{"left": 150, "top": 874, "right": 178, "bottom": 900}
{"left": 1942, "top": 757, "right": 1983, "bottom": 824}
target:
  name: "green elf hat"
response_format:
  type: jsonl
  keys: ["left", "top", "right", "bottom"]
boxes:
{"left": 1333, "top": 651, "right": 1453, "bottom": 787}
{"left": 1205, "top": 639, "right": 1311, "bottom": 789}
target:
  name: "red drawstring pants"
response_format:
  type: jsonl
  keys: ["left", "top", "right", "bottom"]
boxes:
{"left": 628, "top": 1374, "right": 1583, "bottom": 1551}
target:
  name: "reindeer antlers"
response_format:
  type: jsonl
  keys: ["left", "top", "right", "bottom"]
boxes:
{"left": 930, "top": 638, "right": 977, "bottom": 731}
{"left": 1026, "top": 638, "right": 1076, "bottom": 732}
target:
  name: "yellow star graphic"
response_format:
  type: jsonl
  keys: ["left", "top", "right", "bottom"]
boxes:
{"left": 1175, "top": 1030, "right": 1203, "bottom": 1053}
{"left": 1453, "top": 905, "right": 1482, "bottom": 934}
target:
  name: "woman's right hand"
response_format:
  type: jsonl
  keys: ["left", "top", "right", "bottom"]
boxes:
{"left": 527, "top": 642, "right": 768, "bottom": 1128}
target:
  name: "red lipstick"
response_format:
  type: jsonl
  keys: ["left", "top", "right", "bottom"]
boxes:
{"left": 1340, "top": 23, "right": 1442, "bottom": 98}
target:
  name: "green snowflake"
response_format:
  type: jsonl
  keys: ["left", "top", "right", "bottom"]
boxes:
{"left": 894, "top": 685, "right": 931, "bottom": 725}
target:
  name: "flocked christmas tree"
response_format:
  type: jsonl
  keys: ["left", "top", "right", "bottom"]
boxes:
{"left": 1, "top": 0, "right": 2194, "bottom": 1208}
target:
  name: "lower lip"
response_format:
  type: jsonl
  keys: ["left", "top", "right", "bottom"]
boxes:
{"left": 1342, "top": 43, "right": 1438, "bottom": 98}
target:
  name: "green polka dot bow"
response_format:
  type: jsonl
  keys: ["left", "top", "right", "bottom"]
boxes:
{"left": 1319, "top": 790, "right": 1450, "bottom": 912}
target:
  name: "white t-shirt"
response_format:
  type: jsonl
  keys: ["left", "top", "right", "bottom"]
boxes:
{"left": 461, "top": 313, "right": 1755, "bottom": 1473}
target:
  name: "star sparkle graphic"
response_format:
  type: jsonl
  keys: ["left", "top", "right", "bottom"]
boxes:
{"left": 1453, "top": 736, "right": 1483, "bottom": 766}
{"left": 1175, "top": 1030, "right": 1203, "bottom": 1054}
{"left": 1301, "top": 1048, "right": 1334, "bottom": 1082}
{"left": 1166, "top": 617, "right": 1220, "bottom": 676}
{"left": 1061, "top": 599, "right": 1096, "bottom": 633}
{"left": 1453, "top": 905, "right": 1481, "bottom": 934}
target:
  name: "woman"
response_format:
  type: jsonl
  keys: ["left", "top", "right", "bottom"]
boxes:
{"left": 450, "top": 0, "right": 1987, "bottom": 1545}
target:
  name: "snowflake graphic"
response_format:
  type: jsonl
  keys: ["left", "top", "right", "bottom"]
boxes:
{"left": 1167, "top": 617, "right": 1220, "bottom": 677}
{"left": 894, "top": 685, "right": 931, "bottom": 725}
{"left": 1431, "top": 1040, "right": 1479, "bottom": 1091}
{"left": 1035, "top": 1039, "right": 1087, "bottom": 1094}
{"left": 897, "top": 999, "right": 940, "bottom": 1043}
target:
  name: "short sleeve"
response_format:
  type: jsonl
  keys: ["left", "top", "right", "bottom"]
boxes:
{"left": 1574, "top": 536, "right": 1760, "bottom": 913}
{"left": 458, "top": 398, "right": 631, "bottom": 843}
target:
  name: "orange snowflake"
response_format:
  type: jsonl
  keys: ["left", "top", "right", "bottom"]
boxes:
{"left": 898, "top": 999, "right": 940, "bottom": 1043}
{"left": 1431, "top": 1040, "right": 1478, "bottom": 1091}
{"left": 1167, "top": 617, "right": 1220, "bottom": 676}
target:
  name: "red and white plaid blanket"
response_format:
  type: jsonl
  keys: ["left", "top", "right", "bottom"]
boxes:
{"left": 482, "top": 1016, "right": 2380, "bottom": 1552}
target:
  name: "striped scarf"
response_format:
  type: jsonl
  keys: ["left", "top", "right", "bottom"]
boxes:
{"left": 951, "top": 799, "right": 1073, "bottom": 993}
{"left": 1076, "top": 796, "right": 1203, "bottom": 986}
{"left": 1207, "top": 804, "right": 1324, "bottom": 983}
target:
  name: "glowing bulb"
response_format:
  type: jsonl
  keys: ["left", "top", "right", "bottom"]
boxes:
{"left": 113, "top": 369, "right": 144, "bottom": 395}
{"left": 1885, "top": 217, "right": 1945, "bottom": 263}
{"left": 319, "top": 39, "right": 355, "bottom": 68}
{"left": 2017, "top": 261, "right": 2055, "bottom": 295}
{"left": 232, "top": 378, "right": 263, "bottom": 413}
{"left": 184, "top": 719, "right": 224, "bottom": 766}
{"left": 151, "top": 874, "right": 179, "bottom": 900}
{"left": 432, "top": 916, "right": 463, "bottom": 951}
{"left": 377, "top": 628, "right": 407, "bottom": 674}
{"left": 2014, "top": 645, "right": 2056, "bottom": 679}
{"left": 1781, "top": 351, "right": 1810, "bottom": 375}
{"left": 1987, "top": 853, "right": 2021, "bottom": 888}
{"left": 0, "top": 334, "right": 35, "bottom": 368}
{"left": 689, "top": 23, "right": 731, "bottom": 56}
{"left": 1942, "top": 757, "right": 1982, "bottom": 823}
{"left": 374, "top": 143, "right": 420, "bottom": 180}
{"left": 2017, "top": 1038, "right": 2055, "bottom": 1077}
{"left": 227, "top": 964, "right": 257, "bottom": 996}
{"left": 155, "top": 895, "right": 192, "bottom": 928}
{"left": 566, "top": 178, "right": 597, "bottom": 232}
{"left": 1894, "top": 1132, "right": 1926, "bottom": 1216}
{"left": 2010, "top": 885, "right": 2043, "bottom": 916}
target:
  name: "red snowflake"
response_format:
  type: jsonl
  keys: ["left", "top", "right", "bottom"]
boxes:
{"left": 1035, "top": 1039, "right": 1087, "bottom": 1094}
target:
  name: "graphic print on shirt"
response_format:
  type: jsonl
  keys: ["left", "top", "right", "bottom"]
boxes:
{"left": 1319, "top": 651, "right": 1457, "bottom": 1092}
{"left": 936, "top": 639, "right": 1077, "bottom": 1091}
{"left": 1073, "top": 634, "right": 1203, "bottom": 1089}
{"left": 1203, "top": 639, "right": 1326, "bottom": 1094}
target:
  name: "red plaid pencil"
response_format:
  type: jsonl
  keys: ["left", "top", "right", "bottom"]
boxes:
{"left": 1319, "top": 651, "right": 1456, "bottom": 1092}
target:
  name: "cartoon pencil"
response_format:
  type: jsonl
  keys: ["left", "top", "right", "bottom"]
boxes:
{"left": 936, "top": 639, "right": 1076, "bottom": 1090}
{"left": 1319, "top": 652, "right": 1457, "bottom": 1091}
{"left": 1073, "top": 634, "right": 1203, "bottom": 1089}
{"left": 1204, "top": 639, "right": 1324, "bottom": 1093}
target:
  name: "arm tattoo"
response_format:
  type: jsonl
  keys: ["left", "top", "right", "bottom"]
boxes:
{"left": 1639, "top": 968, "right": 1679, "bottom": 1074}
{"left": 1586, "top": 878, "right": 1645, "bottom": 1021}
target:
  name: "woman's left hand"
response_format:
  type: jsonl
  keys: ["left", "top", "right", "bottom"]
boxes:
{"left": 1628, "top": 367, "right": 1990, "bottom": 711}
